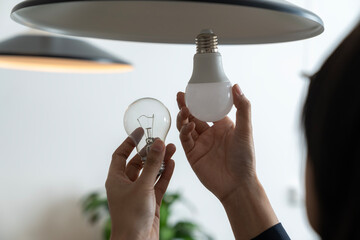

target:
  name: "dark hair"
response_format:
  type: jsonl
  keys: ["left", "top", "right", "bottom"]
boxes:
{"left": 303, "top": 21, "right": 360, "bottom": 239}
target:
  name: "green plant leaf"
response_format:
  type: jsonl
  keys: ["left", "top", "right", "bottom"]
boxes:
{"left": 162, "top": 192, "right": 181, "bottom": 206}
{"left": 183, "top": 237, "right": 195, "bottom": 240}
{"left": 174, "top": 221, "right": 198, "bottom": 231}
{"left": 89, "top": 213, "right": 100, "bottom": 224}
{"left": 173, "top": 221, "right": 198, "bottom": 238}
{"left": 160, "top": 226, "right": 175, "bottom": 240}
{"left": 83, "top": 198, "right": 108, "bottom": 214}
{"left": 103, "top": 218, "right": 111, "bottom": 240}
{"left": 82, "top": 193, "right": 99, "bottom": 210}
{"left": 160, "top": 203, "right": 170, "bottom": 228}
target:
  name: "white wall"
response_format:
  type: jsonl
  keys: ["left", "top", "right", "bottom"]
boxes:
{"left": 0, "top": 1, "right": 359, "bottom": 240}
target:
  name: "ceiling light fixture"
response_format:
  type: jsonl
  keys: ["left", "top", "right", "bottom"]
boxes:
{"left": 11, "top": 0, "right": 324, "bottom": 44}
{"left": 0, "top": 32, "right": 133, "bottom": 73}
{"left": 9, "top": 0, "right": 324, "bottom": 122}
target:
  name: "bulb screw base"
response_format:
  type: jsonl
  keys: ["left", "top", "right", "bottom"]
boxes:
{"left": 141, "top": 138, "right": 165, "bottom": 175}
{"left": 196, "top": 29, "right": 218, "bottom": 54}
{"left": 141, "top": 156, "right": 165, "bottom": 175}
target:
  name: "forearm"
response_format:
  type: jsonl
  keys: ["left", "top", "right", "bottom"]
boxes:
{"left": 221, "top": 176, "right": 279, "bottom": 240}
{"left": 110, "top": 220, "right": 145, "bottom": 240}
{"left": 110, "top": 230, "right": 143, "bottom": 240}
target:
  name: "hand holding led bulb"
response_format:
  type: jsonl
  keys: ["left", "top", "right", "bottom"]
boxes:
{"left": 177, "top": 85, "right": 280, "bottom": 239}
{"left": 177, "top": 84, "right": 258, "bottom": 199}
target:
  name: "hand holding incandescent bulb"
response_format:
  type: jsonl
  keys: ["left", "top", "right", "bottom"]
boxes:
{"left": 106, "top": 129, "right": 176, "bottom": 240}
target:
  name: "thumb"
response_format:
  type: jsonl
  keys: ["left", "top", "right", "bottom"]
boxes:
{"left": 138, "top": 139, "right": 165, "bottom": 186}
{"left": 232, "top": 84, "right": 252, "bottom": 136}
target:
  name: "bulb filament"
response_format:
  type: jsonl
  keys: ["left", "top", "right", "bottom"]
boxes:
{"left": 137, "top": 114, "right": 156, "bottom": 156}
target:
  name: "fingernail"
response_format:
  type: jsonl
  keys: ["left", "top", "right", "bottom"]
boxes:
{"left": 235, "top": 84, "right": 244, "bottom": 96}
{"left": 151, "top": 140, "right": 164, "bottom": 152}
{"left": 129, "top": 128, "right": 144, "bottom": 145}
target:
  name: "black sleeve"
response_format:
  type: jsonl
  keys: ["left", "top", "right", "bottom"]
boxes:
{"left": 251, "top": 223, "right": 290, "bottom": 240}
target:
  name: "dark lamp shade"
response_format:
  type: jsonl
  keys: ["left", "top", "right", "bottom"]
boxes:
{"left": 11, "top": 0, "right": 324, "bottom": 44}
{"left": 0, "top": 34, "right": 133, "bottom": 73}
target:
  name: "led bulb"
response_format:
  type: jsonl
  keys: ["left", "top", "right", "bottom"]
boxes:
{"left": 185, "top": 29, "right": 233, "bottom": 122}
{"left": 123, "top": 98, "right": 171, "bottom": 174}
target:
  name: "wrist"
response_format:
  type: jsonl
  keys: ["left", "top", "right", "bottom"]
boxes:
{"left": 221, "top": 176, "right": 279, "bottom": 239}
{"left": 110, "top": 232, "right": 141, "bottom": 240}
{"left": 220, "top": 174, "right": 259, "bottom": 207}
{"left": 110, "top": 222, "right": 143, "bottom": 240}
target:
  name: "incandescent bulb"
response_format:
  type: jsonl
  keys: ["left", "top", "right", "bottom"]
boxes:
{"left": 123, "top": 98, "right": 171, "bottom": 174}
{"left": 185, "top": 29, "right": 233, "bottom": 122}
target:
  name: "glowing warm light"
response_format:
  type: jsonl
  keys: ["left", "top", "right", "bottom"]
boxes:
{"left": 0, "top": 56, "right": 133, "bottom": 73}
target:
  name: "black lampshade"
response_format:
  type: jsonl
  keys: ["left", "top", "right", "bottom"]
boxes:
{"left": 0, "top": 34, "right": 133, "bottom": 73}
{"left": 11, "top": 0, "right": 324, "bottom": 44}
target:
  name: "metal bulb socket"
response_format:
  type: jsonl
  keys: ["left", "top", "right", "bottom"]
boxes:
{"left": 196, "top": 29, "right": 218, "bottom": 54}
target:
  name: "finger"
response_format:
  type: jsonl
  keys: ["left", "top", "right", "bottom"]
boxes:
{"left": 125, "top": 154, "right": 143, "bottom": 181}
{"left": 233, "top": 84, "right": 252, "bottom": 135}
{"left": 155, "top": 159, "right": 175, "bottom": 205}
{"left": 179, "top": 122, "right": 196, "bottom": 153}
{"left": 176, "top": 107, "right": 190, "bottom": 131}
{"left": 176, "top": 106, "right": 205, "bottom": 139}
{"left": 138, "top": 139, "right": 166, "bottom": 185}
{"left": 188, "top": 114, "right": 210, "bottom": 134}
{"left": 154, "top": 143, "right": 176, "bottom": 182}
{"left": 177, "top": 91, "right": 186, "bottom": 109}
{"left": 164, "top": 143, "right": 176, "bottom": 164}
{"left": 177, "top": 92, "right": 210, "bottom": 134}
{"left": 125, "top": 142, "right": 150, "bottom": 181}
{"left": 109, "top": 128, "right": 144, "bottom": 174}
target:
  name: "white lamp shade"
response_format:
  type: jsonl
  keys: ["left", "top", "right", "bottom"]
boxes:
{"left": 11, "top": 0, "right": 324, "bottom": 44}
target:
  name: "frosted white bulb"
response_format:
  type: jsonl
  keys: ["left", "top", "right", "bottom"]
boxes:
{"left": 123, "top": 97, "right": 171, "bottom": 174}
{"left": 186, "top": 81, "right": 233, "bottom": 122}
{"left": 185, "top": 30, "right": 233, "bottom": 122}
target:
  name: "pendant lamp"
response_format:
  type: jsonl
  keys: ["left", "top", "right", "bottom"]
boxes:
{"left": 0, "top": 32, "right": 133, "bottom": 73}
{"left": 11, "top": 0, "right": 324, "bottom": 44}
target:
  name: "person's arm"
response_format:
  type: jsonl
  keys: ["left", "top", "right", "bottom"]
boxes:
{"left": 221, "top": 177, "right": 280, "bottom": 240}
{"left": 176, "top": 85, "right": 286, "bottom": 239}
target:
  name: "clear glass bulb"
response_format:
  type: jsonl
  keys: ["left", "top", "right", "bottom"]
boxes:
{"left": 185, "top": 29, "right": 233, "bottom": 122}
{"left": 123, "top": 97, "right": 171, "bottom": 173}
